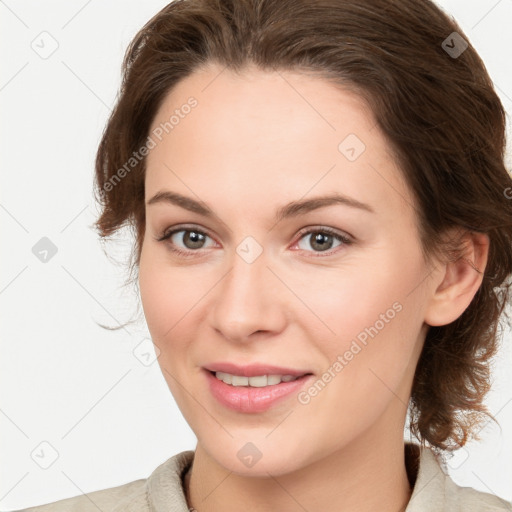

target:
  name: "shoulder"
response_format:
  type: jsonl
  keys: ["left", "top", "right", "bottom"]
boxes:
{"left": 407, "top": 443, "right": 512, "bottom": 511}
{"left": 9, "top": 450, "right": 195, "bottom": 512}
{"left": 443, "top": 469, "right": 512, "bottom": 511}
{"left": 9, "top": 479, "right": 147, "bottom": 512}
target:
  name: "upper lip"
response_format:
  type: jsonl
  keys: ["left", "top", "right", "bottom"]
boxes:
{"left": 204, "top": 362, "right": 313, "bottom": 378}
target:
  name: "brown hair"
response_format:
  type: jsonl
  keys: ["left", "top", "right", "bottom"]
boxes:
{"left": 94, "top": 0, "right": 512, "bottom": 451}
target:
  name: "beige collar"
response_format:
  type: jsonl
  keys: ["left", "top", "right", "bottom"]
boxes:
{"left": 136, "top": 443, "right": 509, "bottom": 511}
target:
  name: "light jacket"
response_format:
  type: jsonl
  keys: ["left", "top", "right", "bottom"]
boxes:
{"left": 12, "top": 443, "right": 512, "bottom": 511}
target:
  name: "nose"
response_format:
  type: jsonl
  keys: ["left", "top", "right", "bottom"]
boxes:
{"left": 209, "top": 244, "right": 287, "bottom": 343}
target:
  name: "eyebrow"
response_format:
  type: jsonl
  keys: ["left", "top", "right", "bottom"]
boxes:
{"left": 146, "top": 190, "right": 375, "bottom": 223}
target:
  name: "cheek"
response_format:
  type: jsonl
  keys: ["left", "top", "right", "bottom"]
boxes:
{"left": 138, "top": 248, "right": 190, "bottom": 341}
{"left": 138, "top": 253, "right": 196, "bottom": 395}
{"left": 297, "top": 260, "right": 407, "bottom": 345}
{"left": 138, "top": 262, "right": 167, "bottom": 337}
{"left": 139, "top": 246, "right": 205, "bottom": 344}
{"left": 302, "top": 248, "right": 427, "bottom": 381}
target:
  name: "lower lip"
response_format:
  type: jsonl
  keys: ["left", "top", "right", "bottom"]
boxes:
{"left": 204, "top": 370, "right": 313, "bottom": 413}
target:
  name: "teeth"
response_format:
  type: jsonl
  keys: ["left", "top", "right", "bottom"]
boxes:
{"left": 214, "top": 372, "right": 300, "bottom": 387}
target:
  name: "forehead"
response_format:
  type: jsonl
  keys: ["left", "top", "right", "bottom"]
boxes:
{"left": 145, "top": 63, "right": 414, "bottom": 219}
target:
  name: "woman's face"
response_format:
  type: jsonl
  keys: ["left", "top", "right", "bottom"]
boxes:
{"left": 139, "top": 63, "right": 438, "bottom": 476}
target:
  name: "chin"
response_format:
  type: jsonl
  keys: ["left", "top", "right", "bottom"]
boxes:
{"left": 199, "top": 437, "right": 314, "bottom": 478}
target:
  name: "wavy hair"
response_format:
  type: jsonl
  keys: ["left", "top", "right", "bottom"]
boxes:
{"left": 94, "top": 0, "right": 512, "bottom": 451}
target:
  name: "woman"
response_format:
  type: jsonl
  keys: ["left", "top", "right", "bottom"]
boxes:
{"left": 16, "top": 0, "right": 512, "bottom": 510}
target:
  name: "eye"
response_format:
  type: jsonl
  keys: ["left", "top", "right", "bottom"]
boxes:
{"left": 293, "top": 226, "right": 352, "bottom": 256}
{"left": 155, "top": 224, "right": 353, "bottom": 258}
{"left": 156, "top": 226, "right": 216, "bottom": 257}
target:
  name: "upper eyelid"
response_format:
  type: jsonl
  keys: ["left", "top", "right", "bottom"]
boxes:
{"left": 296, "top": 225, "right": 352, "bottom": 240}
{"left": 158, "top": 225, "right": 216, "bottom": 242}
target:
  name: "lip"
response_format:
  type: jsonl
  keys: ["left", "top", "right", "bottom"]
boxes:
{"left": 204, "top": 368, "right": 314, "bottom": 413}
{"left": 203, "top": 362, "right": 311, "bottom": 378}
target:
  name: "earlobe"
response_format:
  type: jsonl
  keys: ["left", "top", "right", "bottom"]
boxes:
{"left": 424, "top": 231, "right": 490, "bottom": 327}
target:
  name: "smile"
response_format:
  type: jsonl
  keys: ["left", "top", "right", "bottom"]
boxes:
{"left": 205, "top": 370, "right": 314, "bottom": 413}
{"left": 214, "top": 371, "right": 301, "bottom": 387}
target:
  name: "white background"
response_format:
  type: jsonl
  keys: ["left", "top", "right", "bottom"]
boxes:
{"left": 1, "top": 0, "right": 511, "bottom": 509}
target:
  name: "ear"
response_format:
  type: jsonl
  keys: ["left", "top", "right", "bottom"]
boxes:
{"left": 424, "top": 231, "right": 490, "bottom": 327}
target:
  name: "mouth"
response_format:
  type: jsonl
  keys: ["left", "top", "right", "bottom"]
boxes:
{"left": 203, "top": 361, "right": 313, "bottom": 378}
{"left": 203, "top": 367, "right": 315, "bottom": 413}
{"left": 208, "top": 370, "right": 312, "bottom": 387}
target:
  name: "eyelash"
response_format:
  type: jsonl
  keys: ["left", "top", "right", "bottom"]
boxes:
{"left": 155, "top": 225, "right": 353, "bottom": 259}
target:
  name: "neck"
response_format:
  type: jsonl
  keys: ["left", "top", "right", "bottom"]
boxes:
{"left": 184, "top": 429, "right": 414, "bottom": 512}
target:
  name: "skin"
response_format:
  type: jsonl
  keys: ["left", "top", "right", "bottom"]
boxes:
{"left": 138, "top": 62, "right": 489, "bottom": 512}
